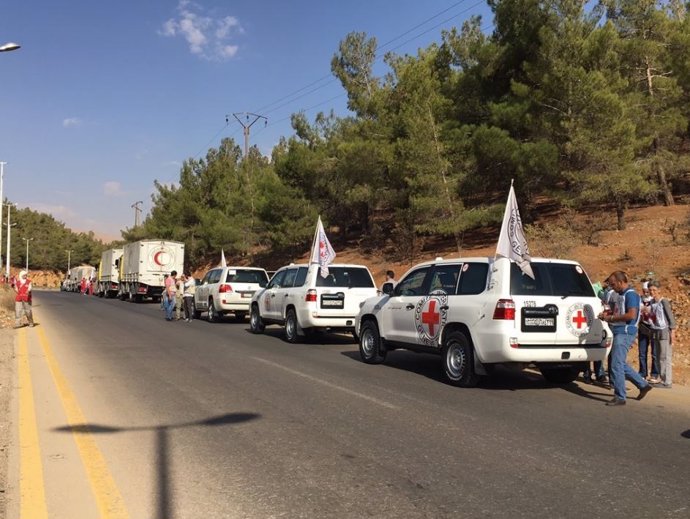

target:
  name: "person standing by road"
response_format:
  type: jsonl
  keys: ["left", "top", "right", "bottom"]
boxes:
{"left": 645, "top": 281, "right": 676, "bottom": 388}
{"left": 13, "top": 270, "right": 35, "bottom": 328}
{"left": 175, "top": 273, "right": 185, "bottom": 320}
{"left": 598, "top": 271, "right": 652, "bottom": 406}
{"left": 163, "top": 270, "right": 177, "bottom": 321}
{"left": 380, "top": 270, "right": 397, "bottom": 294}
{"left": 637, "top": 281, "right": 658, "bottom": 381}
{"left": 183, "top": 274, "right": 196, "bottom": 322}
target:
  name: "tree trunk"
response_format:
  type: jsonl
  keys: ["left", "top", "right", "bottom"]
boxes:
{"left": 616, "top": 202, "right": 626, "bottom": 231}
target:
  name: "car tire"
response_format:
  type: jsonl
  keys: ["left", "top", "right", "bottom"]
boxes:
{"left": 540, "top": 366, "right": 580, "bottom": 384}
{"left": 442, "top": 331, "right": 479, "bottom": 387}
{"left": 207, "top": 299, "right": 218, "bottom": 323}
{"left": 359, "top": 320, "right": 386, "bottom": 364}
{"left": 284, "top": 308, "right": 300, "bottom": 343}
{"left": 249, "top": 304, "right": 265, "bottom": 333}
{"left": 234, "top": 311, "right": 246, "bottom": 323}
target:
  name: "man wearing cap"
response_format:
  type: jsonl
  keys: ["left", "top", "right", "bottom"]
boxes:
{"left": 13, "top": 270, "right": 35, "bottom": 328}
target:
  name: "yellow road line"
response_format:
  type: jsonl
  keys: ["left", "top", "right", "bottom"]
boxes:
{"left": 36, "top": 326, "right": 130, "bottom": 519}
{"left": 18, "top": 328, "right": 49, "bottom": 519}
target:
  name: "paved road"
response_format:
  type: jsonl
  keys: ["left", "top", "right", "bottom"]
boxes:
{"left": 7, "top": 290, "right": 690, "bottom": 518}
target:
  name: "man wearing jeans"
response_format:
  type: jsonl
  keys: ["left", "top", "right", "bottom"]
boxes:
{"left": 599, "top": 271, "right": 652, "bottom": 406}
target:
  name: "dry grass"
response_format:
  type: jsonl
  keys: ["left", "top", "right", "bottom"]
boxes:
{"left": 0, "top": 287, "right": 14, "bottom": 314}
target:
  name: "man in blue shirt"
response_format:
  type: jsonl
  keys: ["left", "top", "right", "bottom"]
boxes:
{"left": 599, "top": 271, "right": 652, "bottom": 406}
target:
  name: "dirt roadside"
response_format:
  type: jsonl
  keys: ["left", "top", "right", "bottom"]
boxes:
{"left": 0, "top": 329, "right": 14, "bottom": 518}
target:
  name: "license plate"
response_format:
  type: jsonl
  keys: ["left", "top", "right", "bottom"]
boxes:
{"left": 241, "top": 292, "right": 253, "bottom": 298}
{"left": 321, "top": 294, "right": 344, "bottom": 309}
{"left": 525, "top": 318, "right": 555, "bottom": 327}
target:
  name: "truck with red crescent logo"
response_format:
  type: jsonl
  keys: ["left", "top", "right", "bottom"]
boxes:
{"left": 355, "top": 256, "right": 612, "bottom": 387}
{"left": 118, "top": 240, "right": 185, "bottom": 302}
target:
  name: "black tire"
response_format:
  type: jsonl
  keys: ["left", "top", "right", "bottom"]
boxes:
{"left": 359, "top": 320, "right": 386, "bottom": 364}
{"left": 207, "top": 299, "right": 218, "bottom": 323}
{"left": 193, "top": 309, "right": 201, "bottom": 320}
{"left": 249, "top": 304, "right": 265, "bottom": 333}
{"left": 284, "top": 308, "right": 300, "bottom": 343}
{"left": 540, "top": 366, "right": 579, "bottom": 384}
{"left": 442, "top": 331, "right": 479, "bottom": 387}
{"left": 234, "top": 311, "right": 246, "bottom": 323}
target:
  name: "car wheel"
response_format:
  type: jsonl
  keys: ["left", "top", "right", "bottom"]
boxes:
{"left": 442, "top": 331, "right": 479, "bottom": 387}
{"left": 284, "top": 308, "right": 300, "bottom": 343}
{"left": 359, "top": 321, "right": 386, "bottom": 364}
{"left": 207, "top": 300, "right": 218, "bottom": 323}
{"left": 234, "top": 311, "right": 246, "bottom": 323}
{"left": 540, "top": 366, "right": 579, "bottom": 384}
{"left": 249, "top": 304, "right": 265, "bottom": 333}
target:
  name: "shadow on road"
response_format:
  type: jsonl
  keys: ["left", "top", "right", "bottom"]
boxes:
{"left": 53, "top": 411, "right": 261, "bottom": 519}
{"left": 244, "top": 327, "right": 357, "bottom": 346}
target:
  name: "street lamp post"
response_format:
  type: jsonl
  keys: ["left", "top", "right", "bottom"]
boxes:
{"left": 0, "top": 162, "right": 5, "bottom": 272}
{"left": 22, "top": 237, "right": 33, "bottom": 271}
{"left": 66, "top": 249, "right": 73, "bottom": 273}
{"left": 4, "top": 203, "right": 16, "bottom": 279}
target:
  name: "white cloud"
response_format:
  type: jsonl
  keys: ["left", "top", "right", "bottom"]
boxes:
{"left": 27, "top": 203, "right": 78, "bottom": 221}
{"left": 159, "top": 1, "right": 243, "bottom": 61}
{"left": 103, "top": 181, "right": 125, "bottom": 197}
{"left": 62, "top": 117, "right": 82, "bottom": 128}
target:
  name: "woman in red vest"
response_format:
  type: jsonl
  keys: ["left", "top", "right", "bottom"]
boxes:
{"left": 14, "top": 270, "right": 35, "bottom": 328}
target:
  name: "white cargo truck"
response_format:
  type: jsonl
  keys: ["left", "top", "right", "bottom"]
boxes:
{"left": 119, "top": 240, "right": 185, "bottom": 302}
{"left": 96, "top": 248, "right": 123, "bottom": 298}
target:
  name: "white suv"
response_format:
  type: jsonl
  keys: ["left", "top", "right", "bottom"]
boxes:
{"left": 194, "top": 266, "right": 269, "bottom": 322}
{"left": 355, "top": 257, "right": 612, "bottom": 387}
{"left": 250, "top": 263, "right": 378, "bottom": 342}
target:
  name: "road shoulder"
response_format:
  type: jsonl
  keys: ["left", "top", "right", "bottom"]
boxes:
{"left": 0, "top": 329, "right": 15, "bottom": 518}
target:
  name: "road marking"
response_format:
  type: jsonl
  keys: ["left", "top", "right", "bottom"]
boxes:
{"left": 251, "top": 356, "right": 399, "bottom": 410}
{"left": 36, "top": 326, "right": 130, "bottom": 519}
{"left": 18, "top": 328, "right": 49, "bottom": 519}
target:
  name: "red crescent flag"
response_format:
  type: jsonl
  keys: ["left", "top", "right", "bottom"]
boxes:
{"left": 310, "top": 216, "right": 336, "bottom": 278}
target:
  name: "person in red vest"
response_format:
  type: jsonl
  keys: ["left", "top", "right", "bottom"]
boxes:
{"left": 80, "top": 277, "right": 87, "bottom": 295}
{"left": 14, "top": 270, "right": 35, "bottom": 328}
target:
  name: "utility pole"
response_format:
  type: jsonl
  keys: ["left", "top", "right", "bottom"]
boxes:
{"left": 5, "top": 203, "right": 15, "bottom": 279}
{"left": 131, "top": 201, "right": 143, "bottom": 227}
{"left": 228, "top": 112, "right": 267, "bottom": 159}
{"left": 66, "top": 249, "right": 73, "bottom": 273}
{"left": 0, "top": 161, "right": 6, "bottom": 272}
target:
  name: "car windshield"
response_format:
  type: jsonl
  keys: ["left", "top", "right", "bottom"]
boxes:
{"left": 510, "top": 262, "right": 594, "bottom": 297}
{"left": 315, "top": 267, "right": 374, "bottom": 288}
{"left": 226, "top": 269, "right": 268, "bottom": 284}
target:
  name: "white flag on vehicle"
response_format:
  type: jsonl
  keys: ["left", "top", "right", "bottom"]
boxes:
{"left": 220, "top": 249, "right": 227, "bottom": 268}
{"left": 496, "top": 183, "right": 535, "bottom": 279}
{"left": 310, "top": 216, "right": 336, "bottom": 278}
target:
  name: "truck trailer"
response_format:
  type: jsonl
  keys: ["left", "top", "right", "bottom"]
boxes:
{"left": 96, "top": 248, "right": 123, "bottom": 298}
{"left": 119, "top": 240, "right": 185, "bottom": 302}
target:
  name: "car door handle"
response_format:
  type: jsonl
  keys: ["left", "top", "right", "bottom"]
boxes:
{"left": 271, "top": 294, "right": 276, "bottom": 298}
{"left": 406, "top": 304, "right": 415, "bottom": 310}
{"left": 440, "top": 305, "right": 449, "bottom": 311}
{"left": 284, "top": 294, "right": 289, "bottom": 297}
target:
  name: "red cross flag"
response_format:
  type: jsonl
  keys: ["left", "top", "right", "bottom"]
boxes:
{"left": 310, "top": 216, "right": 336, "bottom": 278}
{"left": 496, "top": 182, "right": 534, "bottom": 279}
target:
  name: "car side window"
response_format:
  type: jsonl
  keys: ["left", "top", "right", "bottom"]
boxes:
{"left": 429, "top": 265, "right": 461, "bottom": 295}
{"left": 282, "top": 269, "right": 298, "bottom": 288}
{"left": 394, "top": 267, "right": 431, "bottom": 297}
{"left": 211, "top": 270, "right": 222, "bottom": 284}
{"left": 267, "top": 270, "right": 286, "bottom": 289}
{"left": 294, "top": 267, "right": 308, "bottom": 287}
{"left": 202, "top": 271, "right": 214, "bottom": 285}
{"left": 457, "top": 263, "right": 489, "bottom": 295}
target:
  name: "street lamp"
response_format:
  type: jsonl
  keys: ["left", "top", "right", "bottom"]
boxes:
{"left": 0, "top": 162, "right": 5, "bottom": 272}
{"left": 22, "top": 237, "right": 33, "bottom": 271}
{"left": 0, "top": 42, "right": 20, "bottom": 52}
{"left": 4, "top": 203, "right": 16, "bottom": 279}
{"left": 66, "top": 249, "right": 73, "bottom": 273}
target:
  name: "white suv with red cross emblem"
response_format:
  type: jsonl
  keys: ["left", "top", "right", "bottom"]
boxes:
{"left": 249, "top": 263, "right": 378, "bottom": 342}
{"left": 355, "top": 257, "right": 612, "bottom": 387}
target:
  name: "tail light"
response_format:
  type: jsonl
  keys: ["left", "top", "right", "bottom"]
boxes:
{"left": 219, "top": 284, "right": 233, "bottom": 293}
{"left": 493, "top": 299, "right": 516, "bottom": 320}
{"left": 305, "top": 289, "right": 317, "bottom": 302}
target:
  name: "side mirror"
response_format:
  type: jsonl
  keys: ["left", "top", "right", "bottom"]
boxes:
{"left": 381, "top": 282, "right": 395, "bottom": 296}
{"left": 260, "top": 280, "right": 267, "bottom": 288}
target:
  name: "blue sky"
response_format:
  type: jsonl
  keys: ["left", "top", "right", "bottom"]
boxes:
{"left": 0, "top": 0, "right": 491, "bottom": 240}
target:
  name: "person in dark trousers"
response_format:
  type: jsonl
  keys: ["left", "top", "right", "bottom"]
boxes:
{"left": 598, "top": 271, "right": 652, "bottom": 406}
{"left": 637, "top": 281, "right": 659, "bottom": 381}
{"left": 645, "top": 281, "right": 676, "bottom": 388}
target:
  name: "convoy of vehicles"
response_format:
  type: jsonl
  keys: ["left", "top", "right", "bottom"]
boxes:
{"left": 119, "top": 240, "right": 185, "bottom": 302}
{"left": 61, "top": 240, "right": 612, "bottom": 389}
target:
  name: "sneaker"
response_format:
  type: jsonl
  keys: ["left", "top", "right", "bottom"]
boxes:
{"left": 583, "top": 375, "right": 593, "bottom": 384}
{"left": 606, "top": 397, "right": 626, "bottom": 406}
{"left": 637, "top": 385, "right": 653, "bottom": 401}
{"left": 656, "top": 383, "right": 672, "bottom": 389}
{"left": 28, "top": 323, "right": 35, "bottom": 328}
{"left": 596, "top": 375, "right": 609, "bottom": 385}
{"left": 648, "top": 377, "right": 661, "bottom": 384}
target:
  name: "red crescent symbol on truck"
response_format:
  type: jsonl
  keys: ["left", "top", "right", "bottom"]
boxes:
{"left": 154, "top": 251, "right": 164, "bottom": 266}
